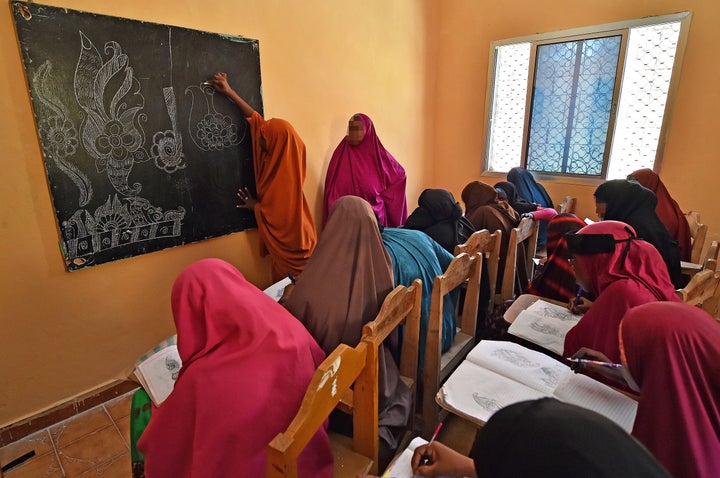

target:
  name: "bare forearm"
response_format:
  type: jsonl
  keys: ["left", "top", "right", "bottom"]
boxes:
{"left": 224, "top": 88, "right": 255, "bottom": 118}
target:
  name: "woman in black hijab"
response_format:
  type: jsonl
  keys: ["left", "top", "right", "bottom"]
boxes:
{"left": 404, "top": 188, "right": 476, "bottom": 254}
{"left": 410, "top": 398, "right": 670, "bottom": 478}
{"left": 594, "top": 179, "right": 683, "bottom": 288}
{"left": 493, "top": 181, "right": 537, "bottom": 214}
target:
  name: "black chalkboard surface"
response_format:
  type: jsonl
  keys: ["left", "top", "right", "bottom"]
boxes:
{"left": 12, "top": 1, "right": 262, "bottom": 271}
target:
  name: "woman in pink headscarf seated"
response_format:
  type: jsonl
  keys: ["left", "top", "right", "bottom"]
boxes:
{"left": 572, "top": 302, "right": 720, "bottom": 478}
{"left": 562, "top": 221, "right": 680, "bottom": 382}
{"left": 138, "top": 258, "right": 332, "bottom": 478}
{"left": 323, "top": 113, "right": 408, "bottom": 227}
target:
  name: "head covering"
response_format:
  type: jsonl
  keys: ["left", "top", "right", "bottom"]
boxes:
{"left": 323, "top": 113, "right": 408, "bottom": 227}
{"left": 284, "top": 196, "right": 410, "bottom": 448}
{"left": 507, "top": 167, "right": 554, "bottom": 247}
{"left": 563, "top": 221, "right": 680, "bottom": 365}
{"left": 525, "top": 214, "right": 586, "bottom": 302}
{"left": 471, "top": 398, "right": 670, "bottom": 478}
{"left": 246, "top": 112, "right": 317, "bottom": 282}
{"left": 404, "top": 188, "right": 476, "bottom": 253}
{"left": 594, "top": 179, "right": 682, "bottom": 288}
{"left": 462, "top": 181, "right": 522, "bottom": 290}
{"left": 138, "top": 258, "right": 332, "bottom": 478}
{"left": 494, "top": 181, "right": 538, "bottom": 214}
{"left": 620, "top": 302, "right": 720, "bottom": 478}
{"left": 381, "top": 227, "right": 456, "bottom": 368}
{"left": 628, "top": 169, "right": 692, "bottom": 262}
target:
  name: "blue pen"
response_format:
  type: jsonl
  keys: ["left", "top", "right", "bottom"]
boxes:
{"left": 287, "top": 273, "right": 297, "bottom": 284}
{"left": 573, "top": 287, "right": 583, "bottom": 308}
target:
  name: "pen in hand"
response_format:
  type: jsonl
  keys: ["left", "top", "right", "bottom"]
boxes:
{"left": 573, "top": 286, "right": 583, "bottom": 308}
{"left": 567, "top": 357, "right": 622, "bottom": 369}
{"left": 420, "top": 421, "right": 443, "bottom": 466}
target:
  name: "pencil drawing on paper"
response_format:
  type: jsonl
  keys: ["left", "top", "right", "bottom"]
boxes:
{"left": 529, "top": 319, "right": 562, "bottom": 338}
{"left": 165, "top": 355, "right": 181, "bottom": 381}
{"left": 491, "top": 348, "right": 540, "bottom": 368}
{"left": 472, "top": 393, "right": 503, "bottom": 413}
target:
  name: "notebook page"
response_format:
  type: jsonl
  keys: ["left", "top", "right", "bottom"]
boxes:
{"left": 438, "top": 360, "right": 546, "bottom": 425}
{"left": 553, "top": 372, "right": 638, "bottom": 433}
{"left": 135, "top": 345, "right": 182, "bottom": 406}
{"left": 508, "top": 300, "right": 582, "bottom": 355}
{"left": 465, "top": 340, "right": 569, "bottom": 395}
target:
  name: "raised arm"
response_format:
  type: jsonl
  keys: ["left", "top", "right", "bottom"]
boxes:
{"left": 206, "top": 72, "right": 256, "bottom": 118}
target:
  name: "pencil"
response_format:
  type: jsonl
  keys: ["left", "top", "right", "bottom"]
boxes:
{"left": 566, "top": 357, "right": 622, "bottom": 369}
{"left": 419, "top": 422, "right": 443, "bottom": 465}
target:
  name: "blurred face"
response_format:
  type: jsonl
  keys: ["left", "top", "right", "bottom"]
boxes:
{"left": 348, "top": 119, "right": 364, "bottom": 146}
{"left": 569, "top": 256, "right": 592, "bottom": 292}
{"left": 595, "top": 201, "right": 607, "bottom": 220}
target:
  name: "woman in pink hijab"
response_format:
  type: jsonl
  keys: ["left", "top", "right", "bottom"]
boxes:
{"left": 138, "top": 258, "right": 332, "bottom": 477}
{"left": 323, "top": 113, "right": 408, "bottom": 227}
{"left": 575, "top": 302, "right": 720, "bottom": 478}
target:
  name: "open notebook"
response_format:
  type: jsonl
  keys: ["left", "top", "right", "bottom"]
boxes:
{"left": 507, "top": 299, "right": 582, "bottom": 355}
{"left": 132, "top": 335, "right": 182, "bottom": 406}
{"left": 437, "top": 340, "right": 637, "bottom": 433}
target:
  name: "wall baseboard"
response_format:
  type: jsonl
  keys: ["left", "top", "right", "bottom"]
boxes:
{"left": 0, "top": 380, "right": 139, "bottom": 447}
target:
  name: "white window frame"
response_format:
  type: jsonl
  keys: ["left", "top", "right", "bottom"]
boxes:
{"left": 482, "top": 12, "right": 692, "bottom": 184}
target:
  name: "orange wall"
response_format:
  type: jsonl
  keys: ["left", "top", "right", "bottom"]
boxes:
{"left": 0, "top": 0, "right": 427, "bottom": 426}
{"left": 428, "top": 0, "right": 720, "bottom": 235}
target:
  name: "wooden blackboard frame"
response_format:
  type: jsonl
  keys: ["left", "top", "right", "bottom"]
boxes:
{"left": 11, "top": 1, "right": 263, "bottom": 271}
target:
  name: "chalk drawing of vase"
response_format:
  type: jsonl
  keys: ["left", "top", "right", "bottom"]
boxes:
{"left": 185, "top": 84, "right": 244, "bottom": 152}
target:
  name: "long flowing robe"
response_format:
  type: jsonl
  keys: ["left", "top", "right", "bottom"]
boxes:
{"left": 138, "top": 258, "right": 332, "bottom": 478}
{"left": 284, "top": 196, "right": 410, "bottom": 448}
{"left": 247, "top": 112, "right": 317, "bottom": 281}
{"left": 323, "top": 113, "right": 407, "bottom": 227}
{"left": 620, "top": 302, "right": 720, "bottom": 478}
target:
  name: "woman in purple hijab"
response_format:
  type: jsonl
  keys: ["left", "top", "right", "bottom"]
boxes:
{"left": 323, "top": 113, "right": 408, "bottom": 227}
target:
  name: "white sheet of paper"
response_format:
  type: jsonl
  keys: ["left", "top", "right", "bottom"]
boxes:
{"left": 263, "top": 276, "right": 292, "bottom": 301}
{"left": 135, "top": 345, "right": 182, "bottom": 406}
{"left": 508, "top": 300, "right": 582, "bottom": 355}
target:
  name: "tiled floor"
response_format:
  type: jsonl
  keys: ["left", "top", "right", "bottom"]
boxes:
{"left": 0, "top": 392, "right": 476, "bottom": 478}
{"left": 0, "top": 391, "right": 134, "bottom": 477}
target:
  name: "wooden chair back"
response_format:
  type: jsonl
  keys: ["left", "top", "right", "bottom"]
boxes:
{"left": 690, "top": 221, "right": 707, "bottom": 265}
{"left": 700, "top": 273, "right": 720, "bottom": 321}
{"left": 422, "top": 252, "right": 482, "bottom": 437}
{"left": 266, "top": 342, "right": 372, "bottom": 478}
{"left": 557, "top": 196, "right": 577, "bottom": 214}
{"left": 676, "top": 268, "right": 720, "bottom": 306}
{"left": 500, "top": 216, "right": 539, "bottom": 303}
{"left": 702, "top": 240, "right": 719, "bottom": 272}
{"left": 356, "top": 279, "right": 422, "bottom": 472}
{"left": 454, "top": 229, "right": 502, "bottom": 315}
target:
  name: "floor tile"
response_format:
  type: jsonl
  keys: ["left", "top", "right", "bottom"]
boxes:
{"left": 114, "top": 415, "right": 131, "bottom": 449}
{"left": 75, "top": 451, "right": 131, "bottom": 478}
{"left": 49, "top": 406, "right": 114, "bottom": 449}
{"left": 104, "top": 392, "right": 134, "bottom": 422}
{"left": 3, "top": 448, "right": 64, "bottom": 478}
{"left": 0, "top": 429, "right": 54, "bottom": 467}
{"left": 56, "top": 425, "right": 127, "bottom": 477}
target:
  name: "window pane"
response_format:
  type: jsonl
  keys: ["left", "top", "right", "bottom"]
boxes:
{"left": 487, "top": 43, "right": 530, "bottom": 172}
{"left": 607, "top": 22, "right": 680, "bottom": 179}
{"left": 526, "top": 36, "right": 621, "bottom": 175}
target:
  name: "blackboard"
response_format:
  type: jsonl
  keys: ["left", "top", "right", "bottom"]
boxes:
{"left": 11, "top": 1, "right": 262, "bottom": 271}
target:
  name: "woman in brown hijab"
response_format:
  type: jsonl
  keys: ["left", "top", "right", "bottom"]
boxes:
{"left": 461, "top": 181, "right": 521, "bottom": 290}
{"left": 283, "top": 195, "right": 411, "bottom": 451}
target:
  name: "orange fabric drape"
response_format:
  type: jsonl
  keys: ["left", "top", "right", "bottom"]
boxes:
{"left": 247, "top": 112, "right": 317, "bottom": 281}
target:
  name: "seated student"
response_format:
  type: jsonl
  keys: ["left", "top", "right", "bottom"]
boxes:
{"left": 208, "top": 72, "right": 317, "bottom": 282}
{"left": 461, "top": 181, "right": 521, "bottom": 291}
{"left": 594, "top": 179, "right": 683, "bottom": 288}
{"left": 507, "top": 167, "right": 554, "bottom": 247}
{"left": 562, "top": 221, "right": 681, "bottom": 377}
{"left": 409, "top": 398, "right": 670, "bottom": 478}
{"left": 573, "top": 302, "right": 720, "bottom": 478}
{"left": 380, "top": 224, "right": 457, "bottom": 368}
{"left": 628, "top": 168, "right": 692, "bottom": 262}
{"left": 493, "top": 181, "right": 538, "bottom": 214}
{"left": 137, "top": 258, "right": 332, "bottom": 478}
{"left": 404, "top": 188, "right": 476, "bottom": 254}
{"left": 524, "top": 213, "right": 588, "bottom": 303}
{"left": 323, "top": 113, "right": 408, "bottom": 227}
{"left": 283, "top": 196, "right": 411, "bottom": 451}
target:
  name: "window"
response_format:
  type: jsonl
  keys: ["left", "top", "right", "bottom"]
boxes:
{"left": 485, "top": 13, "right": 691, "bottom": 179}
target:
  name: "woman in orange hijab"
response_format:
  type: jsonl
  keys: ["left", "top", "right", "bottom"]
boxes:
{"left": 209, "top": 72, "right": 317, "bottom": 281}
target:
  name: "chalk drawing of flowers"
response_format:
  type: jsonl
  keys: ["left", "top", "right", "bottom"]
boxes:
{"left": 197, "top": 113, "right": 238, "bottom": 150}
{"left": 151, "top": 130, "right": 185, "bottom": 173}
{"left": 93, "top": 195, "right": 132, "bottom": 232}
{"left": 42, "top": 116, "right": 79, "bottom": 157}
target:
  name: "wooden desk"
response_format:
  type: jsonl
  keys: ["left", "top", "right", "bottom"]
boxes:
{"left": 681, "top": 260, "right": 703, "bottom": 275}
{"left": 503, "top": 294, "right": 567, "bottom": 324}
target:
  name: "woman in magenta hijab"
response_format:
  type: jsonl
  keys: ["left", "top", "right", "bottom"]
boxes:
{"left": 138, "top": 258, "right": 332, "bottom": 478}
{"left": 576, "top": 302, "right": 720, "bottom": 478}
{"left": 323, "top": 113, "right": 408, "bottom": 227}
{"left": 562, "top": 221, "right": 680, "bottom": 368}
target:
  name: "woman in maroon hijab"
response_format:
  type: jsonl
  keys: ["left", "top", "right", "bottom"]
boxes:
{"left": 323, "top": 114, "right": 408, "bottom": 227}
{"left": 575, "top": 302, "right": 720, "bottom": 478}
{"left": 628, "top": 168, "right": 692, "bottom": 262}
{"left": 138, "top": 259, "right": 332, "bottom": 478}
